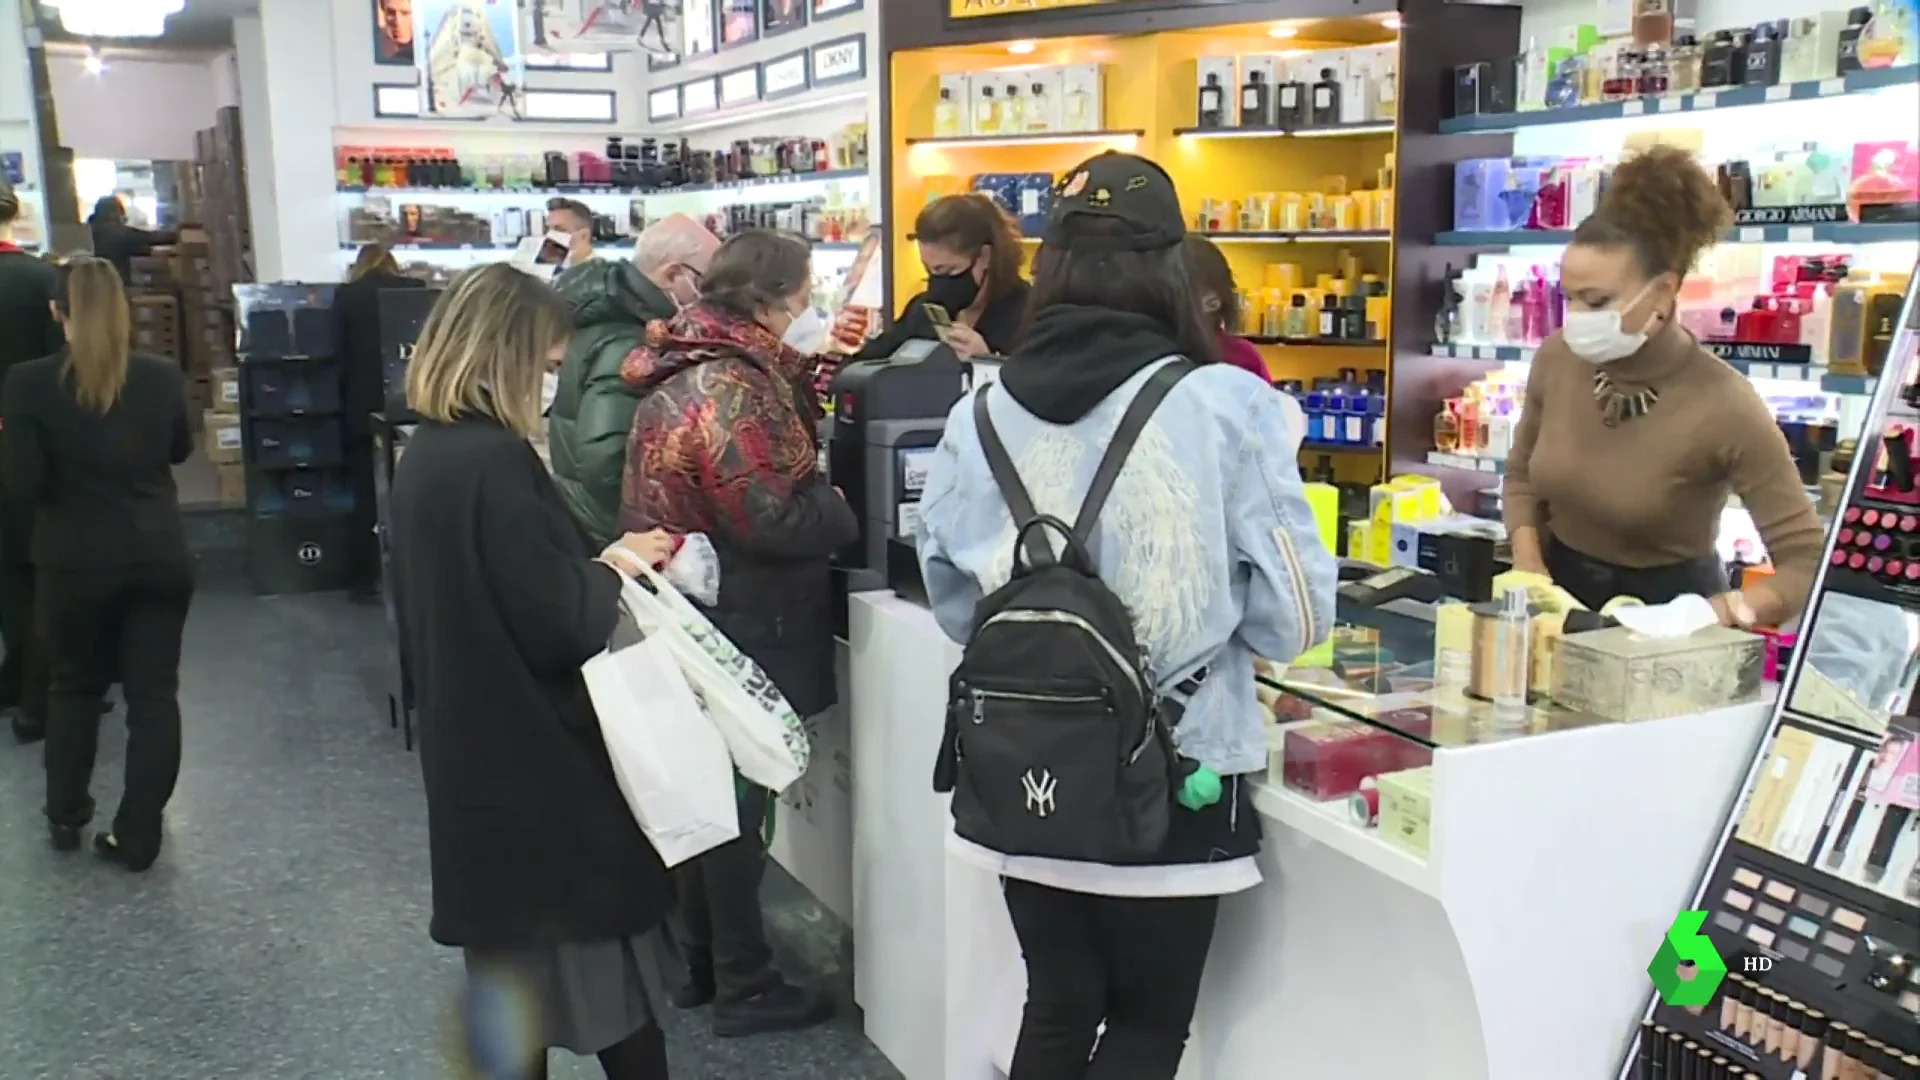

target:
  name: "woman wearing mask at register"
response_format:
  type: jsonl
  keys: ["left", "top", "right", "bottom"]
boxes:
{"left": 856, "top": 193, "right": 1029, "bottom": 361}
{"left": 1503, "top": 145, "right": 1825, "bottom": 626}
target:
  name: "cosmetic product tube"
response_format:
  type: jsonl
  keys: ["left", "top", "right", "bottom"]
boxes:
{"left": 1865, "top": 805, "right": 1914, "bottom": 881}
{"left": 1667, "top": 1032, "right": 1688, "bottom": 1077}
{"left": 1720, "top": 978, "right": 1741, "bottom": 1031}
{"left": 1694, "top": 1048, "right": 1713, "bottom": 1079}
{"left": 1732, "top": 977, "right": 1755, "bottom": 1040}
{"left": 1491, "top": 583, "right": 1531, "bottom": 728}
{"left": 1777, "top": 997, "right": 1801, "bottom": 1062}
{"left": 1798, "top": 1009, "right": 1828, "bottom": 1073}
{"left": 1825, "top": 1023, "right": 1851, "bottom": 1080}
{"left": 1640, "top": 1022, "right": 1660, "bottom": 1079}
{"left": 1710, "top": 1057, "right": 1728, "bottom": 1080}
{"left": 1680, "top": 1042, "right": 1703, "bottom": 1080}
{"left": 1650, "top": 1025, "right": 1670, "bottom": 1079}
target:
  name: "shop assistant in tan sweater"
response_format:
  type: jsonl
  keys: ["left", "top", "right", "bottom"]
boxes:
{"left": 1504, "top": 321, "right": 1825, "bottom": 619}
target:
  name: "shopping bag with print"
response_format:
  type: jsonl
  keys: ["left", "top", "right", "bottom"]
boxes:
{"left": 621, "top": 563, "right": 811, "bottom": 794}
{"left": 582, "top": 579, "right": 739, "bottom": 867}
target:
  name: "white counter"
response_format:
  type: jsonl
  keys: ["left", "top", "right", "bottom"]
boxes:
{"left": 845, "top": 591, "right": 1772, "bottom": 1080}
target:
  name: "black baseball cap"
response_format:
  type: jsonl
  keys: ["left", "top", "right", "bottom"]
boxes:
{"left": 1043, "top": 151, "right": 1185, "bottom": 252}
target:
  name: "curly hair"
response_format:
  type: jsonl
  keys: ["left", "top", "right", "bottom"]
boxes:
{"left": 1571, "top": 145, "right": 1732, "bottom": 279}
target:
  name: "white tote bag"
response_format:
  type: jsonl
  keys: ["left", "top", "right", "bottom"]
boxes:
{"left": 620, "top": 563, "right": 811, "bottom": 794}
{"left": 582, "top": 579, "right": 740, "bottom": 867}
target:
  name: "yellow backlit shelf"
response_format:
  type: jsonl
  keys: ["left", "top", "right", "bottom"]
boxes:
{"left": 1172, "top": 122, "right": 1396, "bottom": 140}
{"left": 903, "top": 129, "right": 1146, "bottom": 149}
{"left": 1200, "top": 229, "right": 1391, "bottom": 244}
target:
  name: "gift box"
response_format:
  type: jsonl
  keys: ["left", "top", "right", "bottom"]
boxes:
{"left": 1553, "top": 625, "right": 1766, "bottom": 722}
{"left": 1282, "top": 719, "right": 1429, "bottom": 801}
{"left": 1377, "top": 765, "right": 1434, "bottom": 857}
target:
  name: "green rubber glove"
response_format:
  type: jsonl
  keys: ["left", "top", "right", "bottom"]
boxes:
{"left": 1178, "top": 766, "right": 1222, "bottom": 811}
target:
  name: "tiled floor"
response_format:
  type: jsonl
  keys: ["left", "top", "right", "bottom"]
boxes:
{"left": 0, "top": 576, "right": 901, "bottom": 1080}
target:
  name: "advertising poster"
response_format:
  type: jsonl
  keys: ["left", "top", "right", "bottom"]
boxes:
{"left": 680, "top": 0, "right": 715, "bottom": 57}
{"left": 810, "top": 0, "right": 860, "bottom": 19}
{"left": 761, "top": 0, "right": 804, "bottom": 35}
{"left": 372, "top": 0, "right": 415, "bottom": 65}
{"left": 417, "top": 0, "right": 525, "bottom": 119}
{"left": 720, "top": 0, "right": 757, "bottom": 47}
{"left": 519, "top": 0, "right": 653, "bottom": 54}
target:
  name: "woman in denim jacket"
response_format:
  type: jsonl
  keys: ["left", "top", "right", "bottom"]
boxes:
{"left": 916, "top": 151, "right": 1338, "bottom": 1079}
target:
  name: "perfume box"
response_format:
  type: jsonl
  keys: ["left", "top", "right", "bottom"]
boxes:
{"left": 1021, "top": 68, "right": 1064, "bottom": 133}
{"left": 1554, "top": 625, "right": 1766, "bottom": 722}
{"left": 1196, "top": 55, "right": 1237, "bottom": 127}
{"left": 937, "top": 73, "right": 972, "bottom": 136}
{"left": 1059, "top": 64, "right": 1103, "bottom": 132}
{"left": 1281, "top": 720, "right": 1429, "bottom": 801}
{"left": 1377, "top": 766, "right": 1433, "bottom": 857}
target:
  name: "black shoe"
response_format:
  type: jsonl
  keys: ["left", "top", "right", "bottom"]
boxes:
{"left": 671, "top": 975, "right": 716, "bottom": 1010}
{"left": 48, "top": 823, "right": 81, "bottom": 852}
{"left": 93, "top": 833, "right": 157, "bottom": 872}
{"left": 711, "top": 982, "right": 834, "bottom": 1038}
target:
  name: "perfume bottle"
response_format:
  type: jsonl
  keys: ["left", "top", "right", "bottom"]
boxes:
{"left": 1027, "top": 82, "right": 1052, "bottom": 131}
{"left": 1310, "top": 68, "right": 1341, "bottom": 127}
{"left": 1276, "top": 74, "right": 1307, "bottom": 127}
{"left": 1285, "top": 293, "right": 1311, "bottom": 338}
{"left": 1603, "top": 50, "right": 1640, "bottom": 100}
{"left": 934, "top": 87, "right": 961, "bottom": 136}
{"left": 1489, "top": 266, "right": 1513, "bottom": 344}
{"left": 1435, "top": 264, "right": 1463, "bottom": 344}
{"left": 1003, "top": 84, "right": 1025, "bottom": 131}
{"left": 1728, "top": 28, "right": 1754, "bottom": 83}
{"left": 1838, "top": 7, "right": 1874, "bottom": 73}
{"left": 1703, "top": 31, "right": 1738, "bottom": 86}
{"left": 1240, "top": 69, "right": 1272, "bottom": 127}
{"left": 1434, "top": 401, "right": 1462, "bottom": 453}
{"left": 1318, "top": 293, "right": 1341, "bottom": 338}
{"left": 1639, "top": 44, "right": 1671, "bottom": 95}
{"left": 1198, "top": 72, "right": 1226, "bottom": 128}
{"left": 1063, "top": 80, "right": 1091, "bottom": 131}
{"left": 1489, "top": 584, "right": 1533, "bottom": 726}
{"left": 974, "top": 85, "right": 999, "bottom": 135}
{"left": 1779, "top": 18, "right": 1820, "bottom": 82}
{"left": 1633, "top": 0, "right": 1675, "bottom": 47}
{"left": 1505, "top": 284, "right": 1529, "bottom": 344}
{"left": 1545, "top": 54, "right": 1583, "bottom": 108}
{"left": 1745, "top": 22, "right": 1783, "bottom": 86}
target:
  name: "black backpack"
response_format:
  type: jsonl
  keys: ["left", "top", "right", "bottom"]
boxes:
{"left": 933, "top": 361, "right": 1192, "bottom": 863}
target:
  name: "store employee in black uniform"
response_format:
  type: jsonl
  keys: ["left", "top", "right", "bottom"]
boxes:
{"left": 857, "top": 193, "right": 1030, "bottom": 361}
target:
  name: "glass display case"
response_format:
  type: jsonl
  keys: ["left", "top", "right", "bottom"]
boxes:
{"left": 1621, "top": 265, "right": 1920, "bottom": 1080}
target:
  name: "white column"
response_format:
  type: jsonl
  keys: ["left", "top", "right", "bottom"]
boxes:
{"left": 209, "top": 49, "right": 239, "bottom": 110}
{"left": 234, "top": 0, "right": 340, "bottom": 282}
{"left": 0, "top": 0, "right": 48, "bottom": 243}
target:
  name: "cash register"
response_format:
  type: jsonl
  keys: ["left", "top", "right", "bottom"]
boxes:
{"left": 825, "top": 339, "right": 967, "bottom": 629}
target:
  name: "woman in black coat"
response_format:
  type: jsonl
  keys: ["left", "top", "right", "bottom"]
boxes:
{"left": 386, "top": 264, "right": 677, "bottom": 1080}
{"left": 330, "top": 242, "right": 425, "bottom": 596}
{"left": 86, "top": 196, "right": 174, "bottom": 287}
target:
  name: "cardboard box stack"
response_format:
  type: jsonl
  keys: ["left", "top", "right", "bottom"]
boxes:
{"left": 193, "top": 106, "right": 252, "bottom": 298}
{"left": 207, "top": 365, "right": 244, "bottom": 506}
{"left": 129, "top": 295, "right": 180, "bottom": 358}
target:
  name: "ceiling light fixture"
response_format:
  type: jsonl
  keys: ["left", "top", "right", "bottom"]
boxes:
{"left": 1007, "top": 39, "right": 1037, "bottom": 55}
{"left": 1267, "top": 26, "right": 1298, "bottom": 39}
{"left": 46, "top": 0, "right": 185, "bottom": 39}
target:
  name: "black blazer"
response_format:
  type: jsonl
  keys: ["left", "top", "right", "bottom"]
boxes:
{"left": 88, "top": 221, "right": 174, "bottom": 287}
{"left": 2, "top": 352, "right": 191, "bottom": 570}
{"left": 332, "top": 271, "right": 426, "bottom": 442}
{"left": 855, "top": 278, "right": 1031, "bottom": 361}
{"left": 0, "top": 249, "right": 62, "bottom": 389}
{"left": 389, "top": 416, "right": 672, "bottom": 949}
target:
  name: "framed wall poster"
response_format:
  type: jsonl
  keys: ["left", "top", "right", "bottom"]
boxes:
{"left": 808, "top": 33, "right": 864, "bottom": 88}
{"left": 809, "top": 0, "right": 860, "bottom": 21}
{"left": 519, "top": 0, "right": 649, "bottom": 53}
{"left": 416, "top": 0, "right": 526, "bottom": 119}
{"left": 648, "top": 84, "right": 682, "bottom": 122}
{"left": 761, "top": 0, "right": 805, "bottom": 37}
{"left": 680, "top": 0, "right": 715, "bottom": 58}
{"left": 372, "top": 0, "right": 416, "bottom": 66}
{"left": 679, "top": 75, "right": 719, "bottom": 115}
{"left": 719, "top": 0, "right": 757, "bottom": 48}
{"left": 717, "top": 64, "right": 760, "bottom": 108}
{"left": 760, "top": 48, "right": 808, "bottom": 100}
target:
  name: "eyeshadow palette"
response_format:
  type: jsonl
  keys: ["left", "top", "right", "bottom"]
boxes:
{"left": 1708, "top": 858, "right": 1893, "bottom": 1003}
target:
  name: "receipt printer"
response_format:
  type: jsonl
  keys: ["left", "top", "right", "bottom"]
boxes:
{"left": 827, "top": 339, "right": 966, "bottom": 596}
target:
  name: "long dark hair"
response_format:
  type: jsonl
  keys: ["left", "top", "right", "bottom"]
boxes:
{"left": 1027, "top": 219, "right": 1220, "bottom": 365}
{"left": 1181, "top": 235, "right": 1240, "bottom": 337}
{"left": 909, "top": 193, "right": 1026, "bottom": 304}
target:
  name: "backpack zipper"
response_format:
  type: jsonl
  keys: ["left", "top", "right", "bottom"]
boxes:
{"left": 970, "top": 687, "right": 1106, "bottom": 723}
{"left": 978, "top": 609, "right": 1145, "bottom": 700}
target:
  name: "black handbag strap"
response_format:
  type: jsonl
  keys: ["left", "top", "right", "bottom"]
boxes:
{"left": 974, "top": 359, "right": 1194, "bottom": 572}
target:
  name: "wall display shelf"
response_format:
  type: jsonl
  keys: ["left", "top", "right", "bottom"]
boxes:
{"left": 1427, "top": 450, "right": 1504, "bottom": 475}
{"left": 338, "top": 238, "right": 860, "bottom": 254}
{"left": 1426, "top": 344, "right": 1877, "bottom": 395}
{"left": 336, "top": 167, "right": 869, "bottom": 200}
{"left": 901, "top": 130, "right": 1146, "bottom": 149}
{"left": 1200, "top": 229, "right": 1393, "bottom": 245}
{"left": 1440, "top": 64, "right": 1920, "bottom": 136}
{"left": 1619, "top": 270, "right": 1920, "bottom": 1080}
{"left": 1254, "top": 336, "right": 1387, "bottom": 348}
{"left": 1437, "top": 223, "right": 1920, "bottom": 248}
{"left": 1302, "top": 440, "right": 1386, "bottom": 455}
{"left": 1171, "top": 121, "right": 1398, "bottom": 140}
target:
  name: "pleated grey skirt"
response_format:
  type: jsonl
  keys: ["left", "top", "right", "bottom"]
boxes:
{"left": 464, "top": 927, "right": 676, "bottom": 1056}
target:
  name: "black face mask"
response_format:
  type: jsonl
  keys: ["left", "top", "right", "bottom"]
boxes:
{"left": 924, "top": 268, "right": 982, "bottom": 315}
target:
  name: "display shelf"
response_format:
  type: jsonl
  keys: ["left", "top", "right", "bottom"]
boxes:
{"left": 1437, "top": 222, "right": 1920, "bottom": 248}
{"left": 1439, "top": 64, "right": 1920, "bottom": 135}
{"left": 901, "top": 129, "right": 1145, "bottom": 149}
{"left": 1252, "top": 336, "right": 1387, "bottom": 347}
{"left": 1248, "top": 776, "right": 1440, "bottom": 898}
{"left": 1171, "top": 121, "right": 1397, "bottom": 139}
{"left": 1425, "top": 343, "right": 1878, "bottom": 394}
{"left": 1299, "top": 440, "right": 1384, "bottom": 455}
{"left": 1200, "top": 229, "right": 1392, "bottom": 244}
{"left": 336, "top": 168, "right": 869, "bottom": 200}
{"left": 340, "top": 239, "right": 863, "bottom": 253}
{"left": 1426, "top": 450, "right": 1504, "bottom": 475}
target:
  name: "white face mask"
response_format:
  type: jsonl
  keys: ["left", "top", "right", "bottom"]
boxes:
{"left": 541, "top": 371, "right": 560, "bottom": 414}
{"left": 782, "top": 306, "right": 829, "bottom": 354}
{"left": 1561, "top": 279, "right": 1663, "bottom": 364}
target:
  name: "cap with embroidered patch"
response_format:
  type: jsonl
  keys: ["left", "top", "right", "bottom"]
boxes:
{"left": 1044, "top": 151, "right": 1185, "bottom": 252}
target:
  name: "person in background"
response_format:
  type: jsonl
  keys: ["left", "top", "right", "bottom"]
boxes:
{"left": 1504, "top": 145, "right": 1825, "bottom": 624}
{"left": 857, "top": 193, "right": 1030, "bottom": 361}
{"left": 550, "top": 213, "right": 721, "bottom": 546}
{"left": 388, "top": 264, "right": 680, "bottom": 1080}
{"left": 546, "top": 198, "right": 599, "bottom": 270}
{"left": 914, "top": 152, "right": 1337, "bottom": 1077}
{"left": 3, "top": 257, "right": 194, "bottom": 868}
{"left": 331, "top": 242, "right": 426, "bottom": 599}
{"left": 86, "top": 196, "right": 174, "bottom": 287}
{"left": 1183, "top": 235, "right": 1269, "bottom": 380}
{"left": 620, "top": 230, "right": 853, "bottom": 1038}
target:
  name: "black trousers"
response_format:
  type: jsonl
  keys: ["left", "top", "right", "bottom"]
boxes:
{"left": 41, "top": 560, "right": 194, "bottom": 859}
{"left": 1003, "top": 879, "right": 1220, "bottom": 1080}
{"left": 0, "top": 479, "right": 46, "bottom": 720}
{"left": 1545, "top": 539, "right": 1729, "bottom": 612}
{"left": 670, "top": 782, "right": 777, "bottom": 1001}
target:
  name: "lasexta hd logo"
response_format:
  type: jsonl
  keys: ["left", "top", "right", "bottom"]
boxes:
{"left": 1648, "top": 911, "right": 1728, "bottom": 1007}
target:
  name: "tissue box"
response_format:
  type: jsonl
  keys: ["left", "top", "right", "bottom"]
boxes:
{"left": 1376, "top": 765, "right": 1433, "bottom": 858}
{"left": 1553, "top": 626, "right": 1766, "bottom": 722}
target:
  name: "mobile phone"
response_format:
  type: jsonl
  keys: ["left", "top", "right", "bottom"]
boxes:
{"left": 535, "top": 228, "right": 571, "bottom": 269}
{"left": 922, "top": 303, "right": 954, "bottom": 334}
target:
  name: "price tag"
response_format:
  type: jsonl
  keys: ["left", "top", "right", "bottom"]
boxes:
{"left": 1621, "top": 100, "right": 1645, "bottom": 116}
{"left": 1765, "top": 85, "right": 1792, "bottom": 102}
{"left": 1818, "top": 77, "right": 1847, "bottom": 97}
{"left": 1787, "top": 225, "right": 1815, "bottom": 243}
{"left": 1738, "top": 226, "right": 1765, "bottom": 242}
{"left": 1657, "top": 97, "right": 1683, "bottom": 113}
{"left": 1694, "top": 90, "right": 1718, "bottom": 110}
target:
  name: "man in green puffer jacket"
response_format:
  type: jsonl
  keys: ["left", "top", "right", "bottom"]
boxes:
{"left": 549, "top": 213, "right": 721, "bottom": 545}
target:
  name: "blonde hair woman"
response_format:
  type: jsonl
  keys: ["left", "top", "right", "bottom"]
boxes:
{"left": 2, "top": 256, "right": 194, "bottom": 868}
{"left": 346, "top": 241, "right": 402, "bottom": 283}
{"left": 385, "top": 265, "right": 678, "bottom": 1080}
